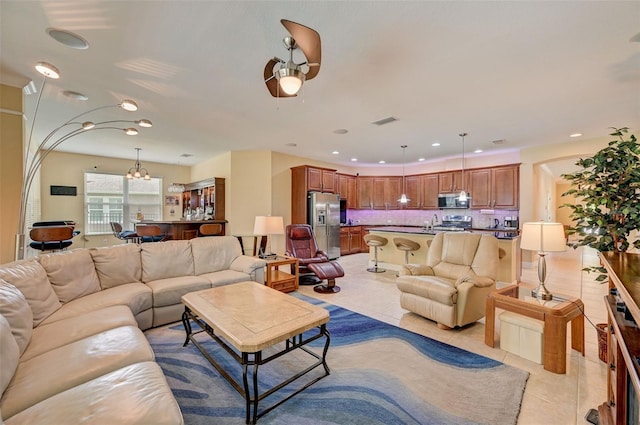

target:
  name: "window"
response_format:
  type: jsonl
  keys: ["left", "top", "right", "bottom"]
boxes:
{"left": 85, "top": 172, "right": 162, "bottom": 235}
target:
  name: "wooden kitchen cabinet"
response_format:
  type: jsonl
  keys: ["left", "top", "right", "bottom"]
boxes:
{"left": 420, "top": 174, "right": 440, "bottom": 209}
{"left": 372, "top": 177, "right": 402, "bottom": 209}
{"left": 340, "top": 226, "right": 362, "bottom": 255}
{"left": 291, "top": 165, "right": 338, "bottom": 223}
{"left": 438, "top": 171, "right": 464, "bottom": 193}
{"left": 404, "top": 176, "right": 421, "bottom": 209}
{"left": 337, "top": 173, "right": 357, "bottom": 209}
{"left": 468, "top": 164, "right": 519, "bottom": 209}
{"left": 306, "top": 166, "right": 336, "bottom": 193}
{"left": 356, "top": 177, "right": 373, "bottom": 209}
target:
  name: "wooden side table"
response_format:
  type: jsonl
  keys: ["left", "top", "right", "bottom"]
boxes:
{"left": 485, "top": 283, "right": 585, "bottom": 374}
{"left": 263, "top": 256, "right": 299, "bottom": 293}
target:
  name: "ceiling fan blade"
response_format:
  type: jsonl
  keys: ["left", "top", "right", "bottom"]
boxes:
{"left": 263, "top": 59, "right": 296, "bottom": 98}
{"left": 281, "top": 19, "right": 321, "bottom": 80}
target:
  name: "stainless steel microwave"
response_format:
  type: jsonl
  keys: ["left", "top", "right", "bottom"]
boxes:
{"left": 438, "top": 193, "right": 471, "bottom": 209}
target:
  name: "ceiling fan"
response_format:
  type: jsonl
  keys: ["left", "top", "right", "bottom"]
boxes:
{"left": 263, "top": 19, "right": 321, "bottom": 97}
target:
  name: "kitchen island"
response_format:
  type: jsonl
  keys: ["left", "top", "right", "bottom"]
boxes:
{"left": 137, "top": 219, "right": 227, "bottom": 240}
{"left": 367, "top": 227, "right": 520, "bottom": 283}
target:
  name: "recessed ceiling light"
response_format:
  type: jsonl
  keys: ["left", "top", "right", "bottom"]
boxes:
{"left": 378, "top": 160, "right": 386, "bottom": 164}
{"left": 62, "top": 90, "right": 88, "bottom": 101}
{"left": 371, "top": 116, "right": 398, "bottom": 126}
{"left": 418, "top": 157, "right": 425, "bottom": 161}
{"left": 569, "top": 133, "right": 583, "bottom": 138}
{"left": 474, "top": 149, "right": 483, "bottom": 154}
{"left": 46, "top": 28, "right": 89, "bottom": 49}
{"left": 351, "top": 158, "right": 358, "bottom": 162}
{"left": 431, "top": 142, "right": 440, "bottom": 147}
{"left": 333, "top": 129, "right": 348, "bottom": 134}
{"left": 332, "top": 151, "right": 339, "bottom": 155}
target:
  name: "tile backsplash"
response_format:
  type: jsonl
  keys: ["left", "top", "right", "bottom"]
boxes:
{"left": 346, "top": 208, "right": 518, "bottom": 229}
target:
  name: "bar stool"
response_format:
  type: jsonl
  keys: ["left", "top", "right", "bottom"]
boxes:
{"left": 394, "top": 238, "right": 420, "bottom": 265}
{"left": 363, "top": 234, "right": 388, "bottom": 273}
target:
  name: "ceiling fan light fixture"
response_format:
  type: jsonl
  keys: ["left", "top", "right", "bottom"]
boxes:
{"left": 277, "top": 64, "right": 305, "bottom": 95}
{"left": 35, "top": 62, "right": 60, "bottom": 79}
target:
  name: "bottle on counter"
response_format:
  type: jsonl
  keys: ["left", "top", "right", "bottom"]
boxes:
{"left": 136, "top": 208, "right": 144, "bottom": 220}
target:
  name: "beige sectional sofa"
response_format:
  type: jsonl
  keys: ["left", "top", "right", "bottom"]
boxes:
{"left": 0, "top": 236, "right": 266, "bottom": 424}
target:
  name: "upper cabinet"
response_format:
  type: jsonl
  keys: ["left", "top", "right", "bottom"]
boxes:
{"left": 305, "top": 166, "right": 336, "bottom": 193}
{"left": 468, "top": 164, "right": 519, "bottom": 210}
{"left": 420, "top": 174, "right": 440, "bottom": 209}
{"left": 181, "top": 177, "right": 225, "bottom": 220}
{"left": 372, "top": 177, "right": 402, "bottom": 209}
{"left": 356, "top": 177, "right": 373, "bottom": 209}
{"left": 337, "top": 173, "right": 357, "bottom": 209}
{"left": 291, "top": 165, "right": 337, "bottom": 224}
{"left": 438, "top": 170, "right": 465, "bottom": 193}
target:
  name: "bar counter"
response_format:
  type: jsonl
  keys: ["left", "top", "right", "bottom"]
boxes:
{"left": 366, "top": 227, "right": 521, "bottom": 283}
{"left": 137, "top": 219, "right": 227, "bottom": 240}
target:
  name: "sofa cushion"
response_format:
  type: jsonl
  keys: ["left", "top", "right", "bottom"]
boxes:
{"left": 145, "top": 276, "right": 211, "bottom": 307}
{"left": 141, "top": 240, "right": 195, "bottom": 282}
{"left": 200, "top": 269, "right": 256, "bottom": 287}
{"left": 396, "top": 276, "right": 458, "bottom": 306}
{"left": 38, "top": 249, "right": 101, "bottom": 303}
{"left": 22, "top": 305, "right": 137, "bottom": 362}
{"left": 39, "top": 283, "right": 152, "bottom": 327}
{"left": 0, "top": 280, "right": 33, "bottom": 354}
{"left": 90, "top": 244, "right": 142, "bottom": 289}
{"left": 4, "top": 362, "right": 183, "bottom": 425}
{"left": 190, "top": 236, "right": 242, "bottom": 275}
{"left": 0, "top": 325, "right": 154, "bottom": 420}
{"left": 0, "top": 315, "right": 20, "bottom": 398}
{"left": 0, "top": 259, "right": 61, "bottom": 326}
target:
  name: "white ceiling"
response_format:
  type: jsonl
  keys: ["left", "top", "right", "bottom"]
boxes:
{"left": 1, "top": 1, "right": 639, "bottom": 168}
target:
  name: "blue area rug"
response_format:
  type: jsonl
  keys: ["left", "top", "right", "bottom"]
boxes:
{"left": 145, "top": 295, "right": 528, "bottom": 425}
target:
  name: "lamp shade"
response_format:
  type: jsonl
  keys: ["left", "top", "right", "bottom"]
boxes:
{"left": 253, "top": 216, "right": 284, "bottom": 235}
{"left": 520, "top": 222, "right": 567, "bottom": 253}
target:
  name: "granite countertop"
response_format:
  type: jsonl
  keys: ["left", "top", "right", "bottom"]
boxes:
{"left": 367, "top": 226, "right": 519, "bottom": 239}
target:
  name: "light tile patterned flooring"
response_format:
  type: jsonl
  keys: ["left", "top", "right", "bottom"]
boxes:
{"left": 298, "top": 246, "right": 608, "bottom": 425}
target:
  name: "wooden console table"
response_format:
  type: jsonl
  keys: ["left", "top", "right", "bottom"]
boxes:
{"left": 485, "top": 283, "right": 584, "bottom": 374}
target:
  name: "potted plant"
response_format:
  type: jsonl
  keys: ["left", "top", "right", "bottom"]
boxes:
{"left": 561, "top": 127, "right": 640, "bottom": 281}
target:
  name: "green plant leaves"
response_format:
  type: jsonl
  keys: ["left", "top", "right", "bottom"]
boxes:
{"left": 560, "top": 127, "right": 639, "bottom": 280}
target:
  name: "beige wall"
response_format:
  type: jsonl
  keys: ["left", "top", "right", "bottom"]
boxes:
{"left": 0, "top": 84, "right": 24, "bottom": 263}
{"left": 40, "top": 151, "right": 190, "bottom": 250}
{"left": 556, "top": 182, "right": 576, "bottom": 226}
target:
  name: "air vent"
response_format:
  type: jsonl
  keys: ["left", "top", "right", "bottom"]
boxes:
{"left": 180, "top": 153, "right": 193, "bottom": 158}
{"left": 371, "top": 116, "right": 398, "bottom": 126}
{"left": 492, "top": 139, "right": 506, "bottom": 145}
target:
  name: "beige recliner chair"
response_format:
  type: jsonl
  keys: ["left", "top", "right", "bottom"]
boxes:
{"left": 396, "top": 232, "right": 499, "bottom": 329}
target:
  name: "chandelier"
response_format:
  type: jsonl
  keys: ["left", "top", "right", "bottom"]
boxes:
{"left": 126, "top": 148, "right": 150, "bottom": 180}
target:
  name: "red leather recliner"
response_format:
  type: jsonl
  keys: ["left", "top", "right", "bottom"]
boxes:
{"left": 285, "top": 224, "right": 344, "bottom": 293}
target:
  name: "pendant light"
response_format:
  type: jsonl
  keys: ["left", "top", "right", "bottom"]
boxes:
{"left": 458, "top": 133, "right": 468, "bottom": 203}
{"left": 126, "top": 148, "right": 151, "bottom": 180}
{"left": 398, "top": 144, "right": 410, "bottom": 204}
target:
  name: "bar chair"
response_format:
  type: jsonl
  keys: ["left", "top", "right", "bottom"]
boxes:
{"left": 135, "top": 225, "right": 168, "bottom": 243}
{"left": 110, "top": 222, "right": 139, "bottom": 243}
{"left": 363, "top": 234, "right": 388, "bottom": 273}
{"left": 29, "top": 226, "right": 75, "bottom": 252}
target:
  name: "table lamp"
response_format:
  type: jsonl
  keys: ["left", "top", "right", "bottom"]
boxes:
{"left": 253, "top": 216, "right": 284, "bottom": 258}
{"left": 520, "top": 222, "right": 567, "bottom": 301}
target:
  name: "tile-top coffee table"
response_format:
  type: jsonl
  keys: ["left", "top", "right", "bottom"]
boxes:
{"left": 181, "top": 281, "right": 330, "bottom": 424}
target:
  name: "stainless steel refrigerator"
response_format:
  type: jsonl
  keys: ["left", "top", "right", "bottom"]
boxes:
{"left": 307, "top": 192, "right": 341, "bottom": 260}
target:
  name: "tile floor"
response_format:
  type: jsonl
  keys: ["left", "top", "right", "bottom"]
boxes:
{"left": 298, "top": 245, "right": 609, "bottom": 425}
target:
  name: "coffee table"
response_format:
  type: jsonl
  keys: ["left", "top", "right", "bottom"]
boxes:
{"left": 181, "top": 281, "right": 330, "bottom": 424}
{"left": 485, "top": 283, "right": 585, "bottom": 374}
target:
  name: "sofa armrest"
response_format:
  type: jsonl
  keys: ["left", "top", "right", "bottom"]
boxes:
{"left": 230, "top": 256, "right": 267, "bottom": 282}
{"left": 455, "top": 275, "right": 495, "bottom": 288}
{"left": 399, "top": 264, "right": 434, "bottom": 276}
